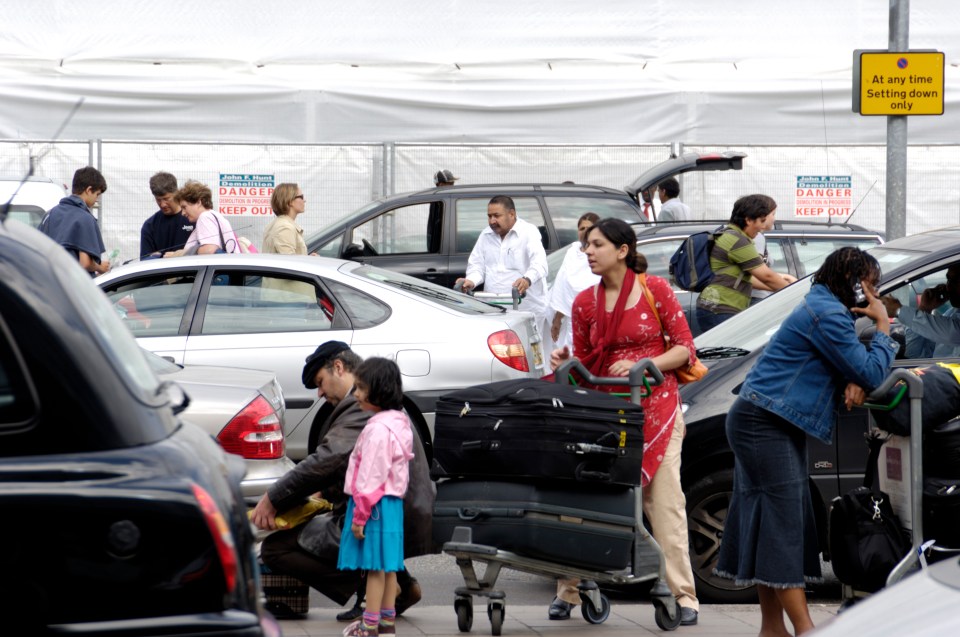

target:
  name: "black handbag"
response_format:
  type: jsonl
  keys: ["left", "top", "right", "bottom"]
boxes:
{"left": 828, "top": 435, "right": 909, "bottom": 592}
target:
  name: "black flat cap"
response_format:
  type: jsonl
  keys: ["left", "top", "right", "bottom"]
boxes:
{"left": 302, "top": 340, "right": 351, "bottom": 388}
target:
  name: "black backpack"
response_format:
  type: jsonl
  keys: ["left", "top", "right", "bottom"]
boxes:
{"left": 669, "top": 227, "right": 723, "bottom": 292}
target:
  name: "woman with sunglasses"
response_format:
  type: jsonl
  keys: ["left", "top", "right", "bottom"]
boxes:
{"left": 263, "top": 183, "right": 309, "bottom": 255}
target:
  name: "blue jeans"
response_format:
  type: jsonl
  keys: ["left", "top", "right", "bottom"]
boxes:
{"left": 695, "top": 306, "right": 735, "bottom": 333}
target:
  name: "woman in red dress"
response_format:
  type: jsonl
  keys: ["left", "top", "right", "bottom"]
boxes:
{"left": 549, "top": 218, "right": 700, "bottom": 626}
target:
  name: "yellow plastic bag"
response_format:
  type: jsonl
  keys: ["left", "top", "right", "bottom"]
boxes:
{"left": 249, "top": 496, "right": 333, "bottom": 530}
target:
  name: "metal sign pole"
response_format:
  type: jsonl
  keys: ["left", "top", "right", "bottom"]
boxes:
{"left": 885, "top": 0, "right": 910, "bottom": 240}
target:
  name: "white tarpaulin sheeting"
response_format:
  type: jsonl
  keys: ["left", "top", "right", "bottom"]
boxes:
{"left": 1, "top": 0, "right": 959, "bottom": 144}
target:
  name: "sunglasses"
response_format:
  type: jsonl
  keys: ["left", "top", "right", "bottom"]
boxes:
{"left": 293, "top": 194, "right": 305, "bottom": 201}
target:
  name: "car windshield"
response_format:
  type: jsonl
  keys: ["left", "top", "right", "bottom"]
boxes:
{"left": 695, "top": 243, "right": 935, "bottom": 354}
{"left": 345, "top": 263, "right": 508, "bottom": 315}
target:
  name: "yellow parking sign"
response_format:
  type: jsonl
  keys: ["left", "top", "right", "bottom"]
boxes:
{"left": 854, "top": 51, "right": 944, "bottom": 116}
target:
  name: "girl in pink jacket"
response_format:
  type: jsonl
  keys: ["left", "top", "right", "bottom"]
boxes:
{"left": 338, "top": 357, "right": 414, "bottom": 637}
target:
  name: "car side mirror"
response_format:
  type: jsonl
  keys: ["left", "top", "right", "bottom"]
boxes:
{"left": 343, "top": 243, "right": 363, "bottom": 260}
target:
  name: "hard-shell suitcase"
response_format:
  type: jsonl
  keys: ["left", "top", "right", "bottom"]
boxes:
{"left": 432, "top": 479, "right": 636, "bottom": 571}
{"left": 431, "top": 378, "right": 645, "bottom": 486}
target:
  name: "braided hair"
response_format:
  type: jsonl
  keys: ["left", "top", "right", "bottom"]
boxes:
{"left": 585, "top": 218, "right": 648, "bottom": 274}
{"left": 812, "top": 246, "right": 881, "bottom": 307}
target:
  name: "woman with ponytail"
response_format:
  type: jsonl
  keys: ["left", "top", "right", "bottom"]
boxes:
{"left": 549, "top": 217, "right": 700, "bottom": 625}
{"left": 714, "top": 247, "right": 897, "bottom": 635}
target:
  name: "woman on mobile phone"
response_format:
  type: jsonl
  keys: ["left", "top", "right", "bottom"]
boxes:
{"left": 715, "top": 246, "right": 898, "bottom": 635}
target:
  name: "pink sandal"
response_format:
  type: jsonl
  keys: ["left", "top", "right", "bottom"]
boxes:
{"left": 342, "top": 620, "right": 378, "bottom": 637}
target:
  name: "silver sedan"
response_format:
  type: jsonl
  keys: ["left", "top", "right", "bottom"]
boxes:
{"left": 142, "top": 349, "right": 295, "bottom": 503}
{"left": 99, "top": 254, "right": 546, "bottom": 461}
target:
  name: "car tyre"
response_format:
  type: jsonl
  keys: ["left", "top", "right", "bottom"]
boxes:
{"left": 685, "top": 468, "right": 758, "bottom": 603}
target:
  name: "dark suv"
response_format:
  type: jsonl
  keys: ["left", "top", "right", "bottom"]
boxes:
{"left": 679, "top": 226, "right": 960, "bottom": 603}
{"left": 306, "top": 151, "right": 748, "bottom": 288}
{"left": 0, "top": 217, "right": 277, "bottom": 635}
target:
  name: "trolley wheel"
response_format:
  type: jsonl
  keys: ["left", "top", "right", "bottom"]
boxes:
{"left": 580, "top": 593, "right": 611, "bottom": 624}
{"left": 487, "top": 602, "right": 504, "bottom": 636}
{"left": 654, "top": 601, "right": 681, "bottom": 631}
{"left": 455, "top": 597, "right": 473, "bottom": 632}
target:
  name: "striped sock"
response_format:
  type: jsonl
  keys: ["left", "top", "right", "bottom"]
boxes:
{"left": 380, "top": 608, "right": 396, "bottom": 627}
{"left": 362, "top": 610, "right": 380, "bottom": 630}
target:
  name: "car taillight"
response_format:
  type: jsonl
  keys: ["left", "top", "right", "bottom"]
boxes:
{"left": 488, "top": 329, "right": 530, "bottom": 372}
{"left": 217, "top": 395, "right": 285, "bottom": 460}
{"left": 191, "top": 483, "right": 238, "bottom": 593}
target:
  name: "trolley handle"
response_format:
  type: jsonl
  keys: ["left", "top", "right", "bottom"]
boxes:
{"left": 554, "top": 357, "right": 662, "bottom": 403}
{"left": 863, "top": 368, "right": 925, "bottom": 409}
{"left": 453, "top": 281, "right": 523, "bottom": 309}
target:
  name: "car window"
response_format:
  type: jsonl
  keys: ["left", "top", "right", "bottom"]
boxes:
{"left": 325, "top": 279, "right": 391, "bottom": 328}
{"left": 764, "top": 239, "right": 788, "bottom": 271}
{"left": 792, "top": 238, "right": 883, "bottom": 278}
{"left": 59, "top": 261, "right": 162, "bottom": 397}
{"left": 102, "top": 273, "right": 198, "bottom": 337}
{"left": 883, "top": 265, "right": 958, "bottom": 359}
{"left": 351, "top": 202, "right": 442, "bottom": 255}
{"left": 454, "top": 197, "right": 546, "bottom": 253}
{"left": 202, "top": 271, "right": 334, "bottom": 334}
{"left": 0, "top": 321, "right": 36, "bottom": 431}
{"left": 544, "top": 197, "right": 643, "bottom": 246}
{"left": 637, "top": 239, "right": 682, "bottom": 281}
{"left": 314, "top": 232, "right": 343, "bottom": 257}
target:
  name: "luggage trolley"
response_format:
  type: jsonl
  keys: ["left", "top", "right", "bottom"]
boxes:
{"left": 861, "top": 368, "right": 960, "bottom": 594}
{"left": 439, "top": 358, "right": 681, "bottom": 634}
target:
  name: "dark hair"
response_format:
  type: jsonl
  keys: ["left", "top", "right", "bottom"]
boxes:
{"left": 72, "top": 166, "right": 107, "bottom": 195}
{"left": 324, "top": 348, "right": 362, "bottom": 373}
{"left": 577, "top": 211, "right": 600, "bottom": 226}
{"left": 149, "top": 172, "right": 178, "bottom": 197}
{"left": 658, "top": 177, "right": 680, "bottom": 199}
{"left": 488, "top": 195, "right": 516, "bottom": 212}
{"left": 812, "top": 247, "right": 881, "bottom": 307}
{"left": 585, "top": 218, "right": 647, "bottom": 274}
{"left": 729, "top": 194, "right": 777, "bottom": 229}
{"left": 176, "top": 180, "right": 214, "bottom": 209}
{"left": 355, "top": 357, "right": 404, "bottom": 411}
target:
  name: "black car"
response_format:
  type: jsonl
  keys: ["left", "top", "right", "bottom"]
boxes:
{"left": 305, "top": 151, "right": 747, "bottom": 288}
{"left": 679, "top": 226, "right": 960, "bottom": 603}
{"left": 0, "top": 217, "right": 278, "bottom": 635}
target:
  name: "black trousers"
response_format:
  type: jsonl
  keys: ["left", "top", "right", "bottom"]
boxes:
{"left": 261, "top": 528, "right": 414, "bottom": 606}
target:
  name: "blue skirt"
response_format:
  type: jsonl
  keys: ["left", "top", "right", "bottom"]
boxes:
{"left": 337, "top": 496, "right": 405, "bottom": 572}
{"left": 714, "top": 397, "right": 822, "bottom": 588}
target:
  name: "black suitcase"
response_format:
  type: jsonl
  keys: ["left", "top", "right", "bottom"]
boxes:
{"left": 432, "top": 379, "right": 645, "bottom": 486}
{"left": 432, "top": 479, "right": 636, "bottom": 570}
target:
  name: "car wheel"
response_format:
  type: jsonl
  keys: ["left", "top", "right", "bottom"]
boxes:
{"left": 686, "top": 468, "right": 758, "bottom": 603}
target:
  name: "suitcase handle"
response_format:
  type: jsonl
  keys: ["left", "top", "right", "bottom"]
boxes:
{"left": 575, "top": 465, "right": 612, "bottom": 482}
{"left": 456, "top": 507, "right": 524, "bottom": 521}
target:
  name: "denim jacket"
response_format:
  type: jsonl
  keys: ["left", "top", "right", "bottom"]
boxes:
{"left": 740, "top": 283, "right": 898, "bottom": 443}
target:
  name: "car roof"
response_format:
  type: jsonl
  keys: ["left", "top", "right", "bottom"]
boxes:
{"left": 874, "top": 225, "right": 960, "bottom": 280}
{"left": 101, "top": 252, "right": 349, "bottom": 278}
{"left": 634, "top": 218, "right": 882, "bottom": 240}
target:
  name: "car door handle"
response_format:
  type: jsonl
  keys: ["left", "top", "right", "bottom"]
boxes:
{"left": 162, "top": 356, "right": 176, "bottom": 363}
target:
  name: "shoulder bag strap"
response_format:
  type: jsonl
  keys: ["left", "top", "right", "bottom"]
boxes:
{"left": 637, "top": 273, "right": 671, "bottom": 349}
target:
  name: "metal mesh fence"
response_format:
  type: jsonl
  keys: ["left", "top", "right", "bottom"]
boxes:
{"left": 3, "top": 139, "right": 960, "bottom": 263}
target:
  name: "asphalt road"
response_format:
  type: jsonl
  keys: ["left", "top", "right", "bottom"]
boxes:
{"left": 309, "top": 553, "right": 842, "bottom": 611}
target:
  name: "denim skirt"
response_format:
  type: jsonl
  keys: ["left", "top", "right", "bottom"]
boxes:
{"left": 337, "top": 496, "right": 405, "bottom": 573}
{"left": 714, "top": 397, "right": 822, "bottom": 588}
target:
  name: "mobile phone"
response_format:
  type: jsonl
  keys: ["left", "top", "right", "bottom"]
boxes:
{"left": 853, "top": 282, "right": 867, "bottom": 306}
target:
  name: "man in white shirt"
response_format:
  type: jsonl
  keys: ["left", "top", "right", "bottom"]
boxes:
{"left": 656, "top": 177, "right": 692, "bottom": 222}
{"left": 456, "top": 195, "right": 549, "bottom": 322}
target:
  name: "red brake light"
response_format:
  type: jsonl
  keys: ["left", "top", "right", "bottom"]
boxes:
{"left": 488, "top": 329, "right": 530, "bottom": 372}
{"left": 191, "top": 483, "right": 238, "bottom": 593}
{"left": 217, "top": 395, "right": 285, "bottom": 460}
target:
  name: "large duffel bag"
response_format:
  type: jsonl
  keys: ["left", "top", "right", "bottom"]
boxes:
{"left": 431, "top": 379, "right": 644, "bottom": 486}
{"left": 924, "top": 475, "right": 960, "bottom": 548}
{"left": 433, "top": 479, "right": 636, "bottom": 571}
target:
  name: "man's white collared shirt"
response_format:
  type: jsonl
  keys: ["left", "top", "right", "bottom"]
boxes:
{"left": 465, "top": 217, "right": 548, "bottom": 319}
